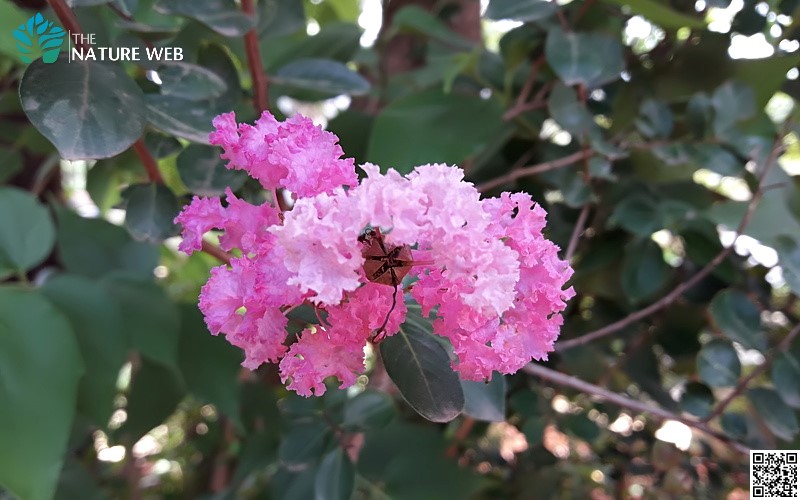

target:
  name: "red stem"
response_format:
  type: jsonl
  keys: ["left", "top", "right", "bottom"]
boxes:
{"left": 47, "top": 0, "right": 87, "bottom": 49}
{"left": 132, "top": 140, "right": 163, "bottom": 184}
{"left": 241, "top": 0, "right": 269, "bottom": 113}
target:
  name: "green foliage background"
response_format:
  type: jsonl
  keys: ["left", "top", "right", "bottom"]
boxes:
{"left": 1, "top": 0, "right": 800, "bottom": 498}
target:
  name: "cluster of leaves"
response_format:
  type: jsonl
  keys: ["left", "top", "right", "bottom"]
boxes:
{"left": 1, "top": 0, "right": 800, "bottom": 498}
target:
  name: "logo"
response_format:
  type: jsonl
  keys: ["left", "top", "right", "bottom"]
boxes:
{"left": 13, "top": 12, "right": 66, "bottom": 64}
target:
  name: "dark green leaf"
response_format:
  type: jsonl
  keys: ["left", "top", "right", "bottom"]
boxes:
{"left": 0, "top": 147, "right": 23, "bottom": 183}
{"left": 115, "top": 20, "right": 180, "bottom": 40}
{"left": 687, "top": 144, "right": 742, "bottom": 176}
{"left": 367, "top": 88, "right": 509, "bottom": 173}
{"left": 774, "top": 235, "right": 800, "bottom": 296}
{"left": 636, "top": 99, "right": 673, "bottom": 139}
{"left": 621, "top": 239, "right": 670, "bottom": 303}
{"left": 485, "top": 0, "right": 557, "bottom": 22}
{"left": 176, "top": 144, "right": 246, "bottom": 196}
{"left": 461, "top": 374, "right": 506, "bottom": 422}
{"left": 392, "top": 5, "right": 472, "bottom": 49}
{"left": 721, "top": 412, "right": 748, "bottom": 440}
{"left": 20, "top": 57, "right": 146, "bottom": 160}
{"left": 314, "top": 448, "right": 355, "bottom": 500}
{"left": 144, "top": 132, "right": 182, "bottom": 159}
{"left": 122, "top": 183, "right": 180, "bottom": 243}
{"left": 771, "top": 351, "right": 800, "bottom": 408}
{"left": 686, "top": 93, "right": 712, "bottom": 139}
{"left": 679, "top": 382, "right": 715, "bottom": 418}
{"left": 599, "top": 0, "right": 706, "bottom": 29}
{"left": 158, "top": 62, "right": 228, "bottom": 101}
{"left": 380, "top": 313, "right": 465, "bottom": 422}
{"left": 709, "top": 289, "right": 765, "bottom": 351}
{"left": 561, "top": 413, "right": 600, "bottom": 442}
{"left": 547, "top": 82, "right": 598, "bottom": 137}
{"left": 608, "top": 194, "right": 662, "bottom": 236}
{"left": 116, "top": 358, "right": 186, "bottom": 444}
{"left": 145, "top": 94, "right": 218, "bottom": 144}
{"left": 273, "top": 58, "right": 370, "bottom": 96}
{"left": 342, "top": 390, "right": 395, "bottom": 431}
{"left": 0, "top": 187, "right": 55, "bottom": 273}
{"left": 711, "top": 80, "right": 756, "bottom": 139}
{"left": 258, "top": 0, "right": 306, "bottom": 38}
{"left": 697, "top": 339, "right": 741, "bottom": 387}
{"left": 747, "top": 387, "right": 799, "bottom": 441}
{"left": 178, "top": 304, "right": 243, "bottom": 428}
{"left": 278, "top": 422, "right": 331, "bottom": 465}
{"left": 101, "top": 273, "right": 180, "bottom": 369}
{"left": 545, "top": 28, "right": 624, "bottom": 88}
{"left": 264, "top": 22, "right": 362, "bottom": 70}
{"left": 54, "top": 207, "right": 159, "bottom": 279}
{"left": 154, "top": 0, "right": 254, "bottom": 37}
{"left": 0, "top": 288, "right": 83, "bottom": 500}
{"left": 42, "top": 274, "right": 127, "bottom": 427}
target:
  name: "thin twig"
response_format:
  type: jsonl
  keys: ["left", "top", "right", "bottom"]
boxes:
{"left": 241, "top": 0, "right": 269, "bottom": 113}
{"left": 523, "top": 363, "right": 750, "bottom": 455}
{"left": 47, "top": 0, "right": 86, "bottom": 48}
{"left": 202, "top": 240, "right": 232, "bottom": 265}
{"left": 556, "top": 134, "right": 785, "bottom": 352}
{"left": 565, "top": 204, "right": 590, "bottom": 261}
{"left": 445, "top": 417, "right": 476, "bottom": 458}
{"left": 704, "top": 322, "right": 800, "bottom": 422}
{"left": 476, "top": 149, "right": 595, "bottom": 193}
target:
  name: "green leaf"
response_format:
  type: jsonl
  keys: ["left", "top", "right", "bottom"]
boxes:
{"left": 771, "top": 351, "right": 800, "bottom": 409}
{"left": 720, "top": 412, "right": 748, "bottom": 440}
{"left": 687, "top": 144, "right": 742, "bottom": 176}
{"left": 122, "top": 183, "right": 180, "bottom": 243}
{"left": 258, "top": 0, "right": 306, "bottom": 38}
{"left": 19, "top": 57, "right": 146, "bottom": 160}
{"left": 278, "top": 422, "right": 331, "bottom": 465}
{"left": 711, "top": 80, "right": 756, "bottom": 139}
{"left": 679, "top": 382, "right": 715, "bottom": 418}
{"left": 485, "top": 0, "right": 557, "bottom": 22}
{"left": 116, "top": 20, "right": 180, "bottom": 40}
{"left": 264, "top": 22, "right": 362, "bottom": 70}
{"left": 367, "top": 88, "right": 508, "bottom": 173}
{"left": 341, "top": 390, "right": 395, "bottom": 431}
{"left": 12, "top": 12, "right": 66, "bottom": 64}
{"left": 599, "top": 0, "right": 706, "bottom": 29}
{"left": 608, "top": 194, "right": 662, "bottom": 236}
{"left": 176, "top": 144, "right": 246, "bottom": 196}
{"left": 273, "top": 58, "right": 370, "bottom": 96}
{"left": 42, "top": 274, "right": 127, "bottom": 427}
{"left": 686, "top": 93, "right": 712, "bottom": 139}
{"left": 547, "top": 82, "right": 598, "bottom": 137}
{"left": 54, "top": 207, "right": 159, "bottom": 279}
{"left": 101, "top": 273, "right": 180, "bottom": 369}
{"left": 709, "top": 289, "right": 765, "bottom": 351}
{"left": 636, "top": 99, "right": 673, "bottom": 139}
{"left": 392, "top": 5, "right": 472, "bottom": 49}
{"left": 380, "top": 312, "right": 465, "bottom": 423}
{"left": 158, "top": 62, "right": 228, "bottom": 101}
{"left": 144, "top": 132, "right": 183, "bottom": 159}
{"left": 461, "top": 374, "right": 506, "bottom": 422}
{"left": 0, "top": 2, "right": 29, "bottom": 61}
{"left": 314, "top": 448, "right": 355, "bottom": 500}
{"left": 0, "top": 288, "right": 83, "bottom": 500}
{"left": 545, "top": 28, "right": 624, "bottom": 88}
{"left": 621, "top": 239, "right": 670, "bottom": 303}
{"left": 116, "top": 358, "right": 186, "bottom": 444}
{"left": 154, "top": 0, "right": 254, "bottom": 37}
{"left": 774, "top": 235, "right": 800, "bottom": 296}
{"left": 0, "top": 187, "right": 55, "bottom": 273}
{"left": 178, "top": 304, "right": 243, "bottom": 429}
{"left": 697, "top": 339, "right": 741, "bottom": 388}
{"left": 145, "top": 94, "right": 218, "bottom": 144}
{"left": 747, "top": 387, "right": 799, "bottom": 441}
{"left": 0, "top": 147, "right": 23, "bottom": 183}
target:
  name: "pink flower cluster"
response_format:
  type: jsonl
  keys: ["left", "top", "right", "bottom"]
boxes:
{"left": 175, "top": 111, "right": 574, "bottom": 396}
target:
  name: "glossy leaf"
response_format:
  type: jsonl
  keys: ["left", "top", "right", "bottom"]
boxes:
{"left": 0, "top": 288, "right": 83, "bottom": 500}
{"left": 122, "top": 183, "right": 181, "bottom": 243}
{"left": 278, "top": 422, "right": 331, "bottom": 465}
{"left": 621, "top": 239, "right": 670, "bottom": 303}
{"left": 0, "top": 147, "right": 23, "bottom": 183}
{"left": 599, "top": 0, "right": 706, "bottom": 29}
{"left": 145, "top": 94, "right": 217, "bottom": 144}
{"left": 697, "top": 339, "right": 741, "bottom": 388}
{"left": 177, "top": 144, "right": 246, "bottom": 196}
{"left": 392, "top": 5, "right": 472, "bottom": 49}
{"left": 20, "top": 57, "right": 146, "bottom": 159}
{"left": 747, "top": 388, "right": 799, "bottom": 441}
{"left": 461, "top": 373, "right": 507, "bottom": 422}
{"left": 709, "top": 289, "right": 765, "bottom": 351}
{"left": 0, "top": 187, "right": 55, "bottom": 273}
{"left": 774, "top": 235, "right": 800, "bottom": 296}
{"left": 771, "top": 351, "right": 800, "bottom": 408}
{"left": 54, "top": 207, "right": 159, "bottom": 279}
{"left": 485, "top": 0, "right": 557, "bottom": 22}
{"left": 154, "top": 0, "right": 253, "bottom": 37}
{"left": 367, "top": 87, "right": 509, "bottom": 173}
{"left": 545, "top": 28, "right": 624, "bottom": 88}
{"left": 380, "top": 313, "right": 465, "bottom": 423}
{"left": 42, "top": 274, "right": 127, "bottom": 427}
{"left": 711, "top": 80, "right": 756, "bottom": 138}
{"left": 342, "top": 390, "right": 395, "bottom": 431}
{"left": 158, "top": 62, "right": 228, "bottom": 101}
{"left": 273, "top": 58, "right": 370, "bottom": 96}
{"left": 314, "top": 448, "right": 355, "bottom": 500}
{"left": 679, "top": 382, "right": 715, "bottom": 418}
{"left": 636, "top": 99, "right": 673, "bottom": 139}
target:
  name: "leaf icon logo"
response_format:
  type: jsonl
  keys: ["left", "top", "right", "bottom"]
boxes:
{"left": 13, "top": 12, "right": 66, "bottom": 64}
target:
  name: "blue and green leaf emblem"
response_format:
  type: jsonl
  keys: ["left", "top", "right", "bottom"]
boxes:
{"left": 14, "top": 13, "right": 66, "bottom": 64}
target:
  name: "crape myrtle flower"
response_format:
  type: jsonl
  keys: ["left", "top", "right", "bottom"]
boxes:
{"left": 174, "top": 111, "right": 574, "bottom": 396}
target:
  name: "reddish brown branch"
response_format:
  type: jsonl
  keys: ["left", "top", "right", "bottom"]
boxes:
{"left": 241, "top": 0, "right": 269, "bottom": 113}
{"left": 477, "top": 149, "right": 595, "bottom": 193}
{"left": 47, "top": 0, "right": 86, "bottom": 48}
{"left": 202, "top": 240, "right": 232, "bottom": 265}
{"left": 445, "top": 417, "right": 476, "bottom": 458}
{"left": 132, "top": 140, "right": 164, "bottom": 184}
{"left": 556, "top": 133, "right": 785, "bottom": 352}
{"left": 565, "top": 204, "right": 590, "bottom": 261}
{"left": 704, "top": 322, "right": 800, "bottom": 422}
{"left": 523, "top": 363, "right": 750, "bottom": 455}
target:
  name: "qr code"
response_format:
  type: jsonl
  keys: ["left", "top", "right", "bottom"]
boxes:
{"left": 751, "top": 450, "right": 799, "bottom": 499}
